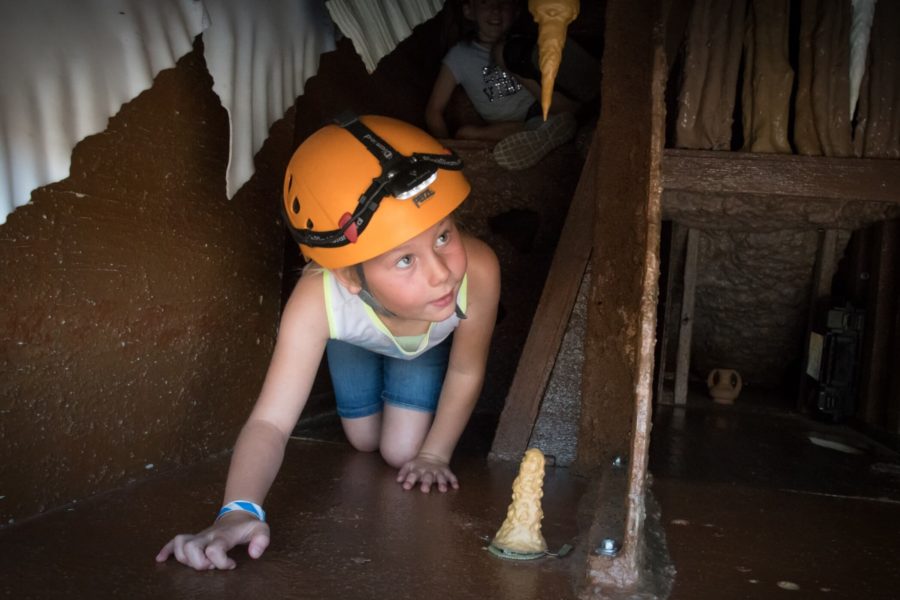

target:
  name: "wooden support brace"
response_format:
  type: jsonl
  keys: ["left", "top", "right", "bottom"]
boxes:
{"left": 655, "top": 222, "right": 688, "bottom": 406}
{"left": 578, "top": 0, "right": 666, "bottom": 591}
{"left": 489, "top": 138, "right": 598, "bottom": 462}
{"left": 662, "top": 149, "right": 900, "bottom": 205}
{"left": 861, "top": 220, "right": 900, "bottom": 429}
{"left": 673, "top": 228, "right": 699, "bottom": 405}
{"left": 797, "top": 229, "right": 838, "bottom": 412}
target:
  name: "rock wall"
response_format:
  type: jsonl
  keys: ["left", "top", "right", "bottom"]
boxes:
{"left": 0, "top": 40, "right": 288, "bottom": 524}
{"left": 666, "top": 0, "right": 900, "bottom": 390}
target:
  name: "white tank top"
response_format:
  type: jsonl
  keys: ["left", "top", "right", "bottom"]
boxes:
{"left": 322, "top": 269, "right": 468, "bottom": 360}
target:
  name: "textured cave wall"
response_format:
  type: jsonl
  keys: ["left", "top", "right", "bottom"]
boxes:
{"left": 671, "top": 0, "right": 807, "bottom": 388}
{"left": 853, "top": 0, "right": 900, "bottom": 159}
{"left": 666, "top": 0, "right": 900, "bottom": 389}
{"left": 692, "top": 229, "right": 820, "bottom": 385}
{"left": 0, "top": 39, "right": 289, "bottom": 524}
{"left": 846, "top": 1, "right": 900, "bottom": 430}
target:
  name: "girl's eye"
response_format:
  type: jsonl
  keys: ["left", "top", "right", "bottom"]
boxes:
{"left": 396, "top": 255, "right": 413, "bottom": 269}
{"left": 436, "top": 230, "right": 451, "bottom": 247}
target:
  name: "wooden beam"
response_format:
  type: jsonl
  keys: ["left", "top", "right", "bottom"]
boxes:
{"left": 662, "top": 149, "right": 900, "bottom": 204}
{"left": 673, "top": 228, "right": 699, "bottom": 405}
{"left": 797, "top": 229, "right": 838, "bottom": 413}
{"left": 488, "top": 139, "right": 596, "bottom": 462}
{"left": 655, "top": 222, "right": 688, "bottom": 406}
{"left": 861, "top": 220, "right": 900, "bottom": 428}
{"left": 579, "top": 0, "right": 666, "bottom": 590}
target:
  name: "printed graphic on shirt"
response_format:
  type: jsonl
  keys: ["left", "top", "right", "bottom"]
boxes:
{"left": 482, "top": 65, "right": 522, "bottom": 103}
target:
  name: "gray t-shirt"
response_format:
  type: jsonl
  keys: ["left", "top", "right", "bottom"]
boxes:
{"left": 443, "top": 40, "right": 536, "bottom": 123}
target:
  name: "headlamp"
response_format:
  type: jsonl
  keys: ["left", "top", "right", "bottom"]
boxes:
{"left": 286, "top": 112, "right": 463, "bottom": 249}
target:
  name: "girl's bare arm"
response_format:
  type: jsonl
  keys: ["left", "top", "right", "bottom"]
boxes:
{"left": 156, "top": 271, "right": 330, "bottom": 570}
{"left": 398, "top": 235, "right": 500, "bottom": 490}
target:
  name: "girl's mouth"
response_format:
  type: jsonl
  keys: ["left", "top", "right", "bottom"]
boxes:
{"left": 431, "top": 291, "right": 454, "bottom": 308}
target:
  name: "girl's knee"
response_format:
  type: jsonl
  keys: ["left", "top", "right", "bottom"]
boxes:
{"left": 379, "top": 443, "right": 418, "bottom": 469}
{"left": 348, "top": 436, "right": 380, "bottom": 453}
{"left": 341, "top": 414, "right": 381, "bottom": 453}
{"left": 378, "top": 406, "right": 433, "bottom": 467}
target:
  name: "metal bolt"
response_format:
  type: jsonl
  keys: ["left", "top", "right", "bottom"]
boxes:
{"left": 596, "top": 538, "right": 621, "bottom": 557}
{"left": 612, "top": 455, "right": 626, "bottom": 469}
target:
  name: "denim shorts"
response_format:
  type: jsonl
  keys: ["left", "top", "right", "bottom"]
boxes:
{"left": 325, "top": 337, "right": 452, "bottom": 419}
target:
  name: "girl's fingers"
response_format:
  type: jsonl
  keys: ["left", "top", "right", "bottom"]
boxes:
{"left": 156, "top": 540, "right": 175, "bottom": 562}
{"left": 402, "top": 470, "right": 420, "bottom": 490}
{"left": 418, "top": 471, "right": 435, "bottom": 493}
{"left": 205, "top": 539, "right": 236, "bottom": 570}
{"left": 248, "top": 530, "right": 270, "bottom": 559}
{"left": 247, "top": 525, "right": 270, "bottom": 558}
{"left": 398, "top": 460, "right": 460, "bottom": 493}
{"left": 171, "top": 535, "right": 188, "bottom": 564}
{"left": 183, "top": 539, "right": 213, "bottom": 570}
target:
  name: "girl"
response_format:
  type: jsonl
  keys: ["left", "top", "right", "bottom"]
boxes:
{"left": 424, "top": 0, "right": 594, "bottom": 170}
{"left": 156, "top": 114, "right": 500, "bottom": 570}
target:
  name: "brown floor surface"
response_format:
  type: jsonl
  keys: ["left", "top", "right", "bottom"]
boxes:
{"left": 6, "top": 391, "right": 900, "bottom": 599}
{"left": 1, "top": 438, "right": 589, "bottom": 599}
{"left": 650, "top": 390, "right": 900, "bottom": 600}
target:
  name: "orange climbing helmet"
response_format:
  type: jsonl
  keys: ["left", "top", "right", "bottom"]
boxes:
{"left": 282, "top": 113, "right": 470, "bottom": 270}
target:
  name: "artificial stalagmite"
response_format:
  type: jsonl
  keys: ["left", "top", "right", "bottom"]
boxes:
{"left": 489, "top": 448, "right": 548, "bottom": 559}
{"left": 528, "top": 0, "right": 579, "bottom": 120}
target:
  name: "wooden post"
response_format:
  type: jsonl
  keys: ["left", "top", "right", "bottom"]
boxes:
{"left": 797, "top": 229, "right": 838, "bottom": 412}
{"left": 673, "top": 228, "right": 699, "bottom": 405}
{"left": 577, "top": 0, "right": 666, "bottom": 591}
{"left": 861, "top": 221, "right": 899, "bottom": 428}
{"left": 489, "top": 141, "right": 597, "bottom": 461}
{"left": 655, "top": 222, "right": 688, "bottom": 406}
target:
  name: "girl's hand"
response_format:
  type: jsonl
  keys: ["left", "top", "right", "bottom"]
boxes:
{"left": 155, "top": 512, "right": 270, "bottom": 570}
{"left": 396, "top": 453, "right": 459, "bottom": 493}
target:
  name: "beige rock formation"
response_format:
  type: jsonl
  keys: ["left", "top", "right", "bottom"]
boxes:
{"left": 528, "top": 0, "right": 580, "bottom": 120}
{"left": 490, "top": 447, "right": 548, "bottom": 558}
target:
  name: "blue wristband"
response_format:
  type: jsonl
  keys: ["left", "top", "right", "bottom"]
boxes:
{"left": 216, "top": 500, "right": 266, "bottom": 522}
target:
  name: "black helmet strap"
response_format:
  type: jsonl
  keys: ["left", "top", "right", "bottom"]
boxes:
{"left": 286, "top": 112, "right": 463, "bottom": 250}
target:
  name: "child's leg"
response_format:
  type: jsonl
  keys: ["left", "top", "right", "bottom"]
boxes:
{"left": 341, "top": 413, "right": 382, "bottom": 453}
{"left": 380, "top": 406, "right": 434, "bottom": 468}
{"left": 325, "top": 339, "right": 385, "bottom": 452}
{"left": 379, "top": 339, "right": 452, "bottom": 466}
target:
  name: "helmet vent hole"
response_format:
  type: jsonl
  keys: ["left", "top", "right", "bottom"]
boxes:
{"left": 287, "top": 174, "right": 293, "bottom": 191}
{"left": 307, "top": 218, "right": 314, "bottom": 229}
{"left": 292, "top": 197, "right": 300, "bottom": 214}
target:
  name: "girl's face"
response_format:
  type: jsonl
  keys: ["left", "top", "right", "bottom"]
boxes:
{"left": 464, "top": 0, "right": 519, "bottom": 45}
{"left": 361, "top": 217, "right": 467, "bottom": 324}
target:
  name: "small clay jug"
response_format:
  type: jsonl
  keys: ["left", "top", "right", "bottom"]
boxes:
{"left": 707, "top": 369, "right": 742, "bottom": 405}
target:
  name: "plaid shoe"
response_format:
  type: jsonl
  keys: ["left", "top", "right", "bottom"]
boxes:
{"left": 492, "top": 112, "right": 577, "bottom": 170}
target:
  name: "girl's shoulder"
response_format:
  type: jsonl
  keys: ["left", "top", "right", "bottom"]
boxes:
{"left": 292, "top": 264, "right": 326, "bottom": 295}
{"left": 461, "top": 231, "right": 495, "bottom": 259}
{"left": 461, "top": 233, "right": 500, "bottom": 292}
{"left": 279, "top": 266, "right": 329, "bottom": 340}
{"left": 445, "top": 38, "right": 484, "bottom": 59}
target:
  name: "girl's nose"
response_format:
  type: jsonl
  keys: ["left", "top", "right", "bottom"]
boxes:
{"left": 425, "top": 253, "right": 451, "bottom": 287}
